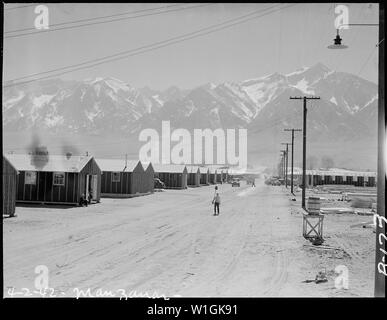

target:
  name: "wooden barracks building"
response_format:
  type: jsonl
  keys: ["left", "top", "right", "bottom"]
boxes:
{"left": 3, "top": 155, "right": 18, "bottom": 216}
{"left": 144, "top": 162, "right": 155, "bottom": 195}
{"left": 292, "top": 168, "right": 377, "bottom": 187}
{"left": 97, "top": 159, "right": 154, "bottom": 197}
{"left": 199, "top": 167, "right": 209, "bottom": 185}
{"left": 6, "top": 153, "right": 101, "bottom": 205}
{"left": 153, "top": 164, "right": 188, "bottom": 189}
{"left": 187, "top": 166, "right": 200, "bottom": 187}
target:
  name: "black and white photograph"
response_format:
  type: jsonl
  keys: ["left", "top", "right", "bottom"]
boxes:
{"left": 1, "top": 1, "right": 385, "bottom": 305}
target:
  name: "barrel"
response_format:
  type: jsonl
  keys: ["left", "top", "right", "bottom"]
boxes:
{"left": 307, "top": 197, "right": 321, "bottom": 214}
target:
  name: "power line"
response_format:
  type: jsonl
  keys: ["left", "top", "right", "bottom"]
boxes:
{"left": 4, "top": 3, "right": 212, "bottom": 38}
{"left": 4, "top": 4, "right": 294, "bottom": 88}
{"left": 356, "top": 44, "right": 378, "bottom": 78}
{"left": 5, "top": 4, "right": 283, "bottom": 84}
{"left": 6, "top": 4, "right": 283, "bottom": 82}
{"left": 5, "top": 3, "right": 182, "bottom": 33}
{"left": 4, "top": 3, "right": 38, "bottom": 11}
{"left": 327, "top": 38, "right": 379, "bottom": 128}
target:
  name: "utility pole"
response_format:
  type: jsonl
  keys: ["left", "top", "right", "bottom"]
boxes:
{"left": 279, "top": 156, "right": 283, "bottom": 178}
{"left": 289, "top": 96, "right": 320, "bottom": 209}
{"left": 284, "top": 128, "right": 302, "bottom": 194}
{"left": 277, "top": 157, "right": 282, "bottom": 177}
{"left": 279, "top": 155, "right": 282, "bottom": 178}
{"left": 280, "top": 150, "right": 286, "bottom": 183}
{"left": 281, "top": 143, "right": 291, "bottom": 188}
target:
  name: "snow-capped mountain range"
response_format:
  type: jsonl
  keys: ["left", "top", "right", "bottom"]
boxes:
{"left": 3, "top": 62, "right": 378, "bottom": 171}
{"left": 3, "top": 63, "right": 377, "bottom": 143}
{"left": 3, "top": 63, "right": 378, "bottom": 170}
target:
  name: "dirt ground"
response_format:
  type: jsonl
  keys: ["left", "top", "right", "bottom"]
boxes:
{"left": 3, "top": 177, "right": 376, "bottom": 297}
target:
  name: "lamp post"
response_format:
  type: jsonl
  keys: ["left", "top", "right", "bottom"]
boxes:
{"left": 327, "top": 11, "right": 385, "bottom": 297}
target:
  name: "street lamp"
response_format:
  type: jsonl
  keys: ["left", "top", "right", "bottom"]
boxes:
{"left": 327, "top": 29, "right": 348, "bottom": 49}
{"left": 328, "top": 23, "right": 378, "bottom": 49}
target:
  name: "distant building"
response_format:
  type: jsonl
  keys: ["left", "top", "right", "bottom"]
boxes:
{"left": 222, "top": 168, "right": 228, "bottom": 182}
{"left": 187, "top": 166, "right": 200, "bottom": 187}
{"left": 216, "top": 169, "right": 223, "bottom": 184}
{"left": 292, "top": 168, "right": 377, "bottom": 187}
{"left": 216, "top": 167, "right": 230, "bottom": 183}
{"left": 199, "top": 167, "right": 209, "bottom": 185}
{"left": 144, "top": 163, "right": 155, "bottom": 194}
{"left": 153, "top": 164, "right": 188, "bottom": 189}
{"left": 3, "top": 155, "right": 18, "bottom": 216}
{"left": 227, "top": 167, "right": 246, "bottom": 179}
{"left": 97, "top": 159, "right": 154, "bottom": 197}
{"left": 208, "top": 167, "right": 218, "bottom": 184}
{"left": 7, "top": 154, "right": 101, "bottom": 205}
{"left": 208, "top": 165, "right": 224, "bottom": 184}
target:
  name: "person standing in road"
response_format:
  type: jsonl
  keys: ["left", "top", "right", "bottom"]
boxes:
{"left": 212, "top": 192, "right": 221, "bottom": 216}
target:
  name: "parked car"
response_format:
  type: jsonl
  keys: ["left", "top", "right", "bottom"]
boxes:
{"left": 265, "top": 177, "right": 281, "bottom": 186}
{"left": 231, "top": 178, "right": 240, "bottom": 187}
{"left": 154, "top": 178, "right": 166, "bottom": 189}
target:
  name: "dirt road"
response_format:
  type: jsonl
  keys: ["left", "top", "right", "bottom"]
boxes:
{"left": 3, "top": 178, "right": 374, "bottom": 297}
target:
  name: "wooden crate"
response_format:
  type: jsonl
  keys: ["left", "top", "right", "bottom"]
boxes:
{"left": 303, "top": 213, "right": 324, "bottom": 240}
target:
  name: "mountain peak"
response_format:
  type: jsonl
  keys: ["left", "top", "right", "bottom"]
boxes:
{"left": 285, "top": 62, "right": 332, "bottom": 87}
{"left": 83, "top": 77, "right": 133, "bottom": 94}
{"left": 264, "top": 72, "right": 286, "bottom": 81}
{"left": 309, "top": 62, "right": 331, "bottom": 73}
{"left": 84, "top": 76, "right": 128, "bottom": 85}
{"left": 193, "top": 82, "right": 218, "bottom": 92}
{"left": 204, "top": 82, "right": 217, "bottom": 90}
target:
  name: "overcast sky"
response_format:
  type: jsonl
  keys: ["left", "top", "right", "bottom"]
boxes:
{"left": 3, "top": 3, "right": 379, "bottom": 90}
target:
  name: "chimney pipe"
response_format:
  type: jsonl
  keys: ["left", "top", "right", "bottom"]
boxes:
{"left": 123, "top": 154, "right": 128, "bottom": 172}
